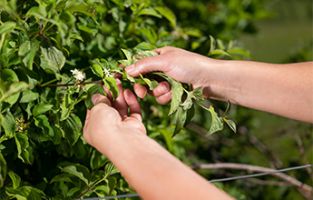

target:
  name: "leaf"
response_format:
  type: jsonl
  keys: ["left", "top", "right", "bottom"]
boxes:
{"left": 0, "top": 152, "right": 7, "bottom": 188}
{"left": 201, "top": 105, "right": 224, "bottom": 134}
{"left": 40, "top": 47, "right": 66, "bottom": 74}
{"left": 90, "top": 150, "right": 107, "bottom": 170}
{"left": 155, "top": 6, "right": 176, "bottom": 27}
{"left": 0, "top": 111, "right": 16, "bottom": 138}
{"left": 50, "top": 174, "right": 73, "bottom": 184}
{"left": 181, "top": 92, "right": 193, "bottom": 110}
{"left": 0, "top": 21, "right": 16, "bottom": 35}
{"left": 34, "top": 115, "right": 54, "bottom": 138}
{"left": 172, "top": 106, "right": 187, "bottom": 134}
{"left": 14, "top": 133, "right": 34, "bottom": 164}
{"left": 138, "top": 8, "right": 162, "bottom": 18}
{"left": 169, "top": 81, "right": 184, "bottom": 115}
{"left": 62, "top": 114, "right": 82, "bottom": 145}
{"left": 91, "top": 63, "right": 104, "bottom": 78}
{"left": 20, "top": 90, "right": 39, "bottom": 103}
{"left": 121, "top": 49, "right": 132, "bottom": 60}
{"left": 60, "top": 165, "right": 89, "bottom": 185}
{"left": 32, "top": 103, "right": 53, "bottom": 116}
{"left": 6, "top": 186, "right": 45, "bottom": 200}
{"left": 139, "top": 75, "right": 158, "bottom": 90}
{"left": 18, "top": 41, "right": 31, "bottom": 56}
{"left": 22, "top": 40, "right": 40, "bottom": 70}
{"left": 8, "top": 171, "right": 21, "bottom": 189}
{"left": 223, "top": 118, "right": 236, "bottom": 133}
{"left": 103, "top": 77, "right": 118, "bottom": 99}
{"left": 2, "top": 82, "right": 29, "bottom": 105}
{"left": 85, "top": 84, "right": 105, "bottom": 109}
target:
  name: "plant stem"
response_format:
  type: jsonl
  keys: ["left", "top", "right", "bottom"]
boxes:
{"left": 39, "top": 80, "right": 103, "bottom": 88}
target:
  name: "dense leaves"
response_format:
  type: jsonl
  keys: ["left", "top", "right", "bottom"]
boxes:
{"left": 1, "top": 0, "right": 302, "bottom": 199}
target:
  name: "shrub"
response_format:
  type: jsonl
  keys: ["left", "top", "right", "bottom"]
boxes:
{"left": 0, "top": 0, "right": 265, "bottom": 199}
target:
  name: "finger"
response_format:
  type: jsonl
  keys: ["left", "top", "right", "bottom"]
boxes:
{"left": 113, "top": 79, "right": 128, "bottom": 117}
{"left": 103, "top": 86, "right": 113, "bottom": 101}
{"left": 134, "top": 83, "right": 147, "bottom": 99}
{"left": 152, "top": 81, "right": 170, "bottom": 97}
{"left": 156, "top": 91, "right": 171, "bottom": 105}
{"left": 92, "top": 94, "right": 112, "bottom": 106}
{"left": 124, "top": 89, "right": 141, "bottom": 115}
{"left": 129, "top": 113, "right": 142, "bottom": 122}
{"left": 125, "top": 55, "right": 167, "bottom": 77}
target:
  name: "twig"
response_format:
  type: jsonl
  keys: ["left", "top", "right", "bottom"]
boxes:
{"left": 195, "top": 162, "right": 313, "bottom": 199}
{"left": 238, "top": 125, "right": 283, "bottom": 168}
{"left": 40, "top": 80, "right": 103, "bottom": 88}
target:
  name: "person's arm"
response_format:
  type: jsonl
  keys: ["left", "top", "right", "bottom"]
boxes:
{"left": 211, "top": 61, "right": 313, "bottom": 123}
{"left": 126, "top": 46, "right": 313, "bottom": 123}
{"left": 83, "top": 84, "right": 233, "bottom": 200}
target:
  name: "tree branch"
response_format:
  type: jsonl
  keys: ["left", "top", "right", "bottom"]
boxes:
{"left": 195, "top": 162, "right": 312, "bottom": 199}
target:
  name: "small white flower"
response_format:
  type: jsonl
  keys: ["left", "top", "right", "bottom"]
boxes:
{"left": 71, "top": 69, "right": 86, "bottom": 81}
{"left": 103, "top": 68, "right": 112, "bottom": 77}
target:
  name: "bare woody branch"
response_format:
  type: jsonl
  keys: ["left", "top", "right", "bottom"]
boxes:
{"left": 195, "top": 163, "right": 312, "bottom": 199}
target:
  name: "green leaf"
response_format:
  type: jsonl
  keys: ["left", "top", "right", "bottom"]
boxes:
{"left": 91, "top": 63, "right": 104, "bottom": 78}
{"left": 172, "top": 106, "right": 187, "bottom": 134}
{"left": 0, "top": 21, "right": 16, "bottom": 35}
{"left": 103, "top": 77, "right": 118, "bottom": 99}
{"left": 155, "top": 6, "right": 176, "bottom": 27}
{"left": 121, "top": 49, "right": 133, "bottom": 61}
{"left": 14, "top": 133, "right": 34, "bottom": 164}
{"left": 20, "top": 90, "right": 39, "bottom": 103}
{"left": 18, "top": 41, "right": 31, "bottom": 56}
{"left": 138, "top": 8, "right": 162, "bottom": 18}
{"left": 61, "top": 165, "right": 89, "bottom": 185}
{"left": 202, "top": 105, "right": 224, "bottom": 134}
{"left": 181, "top": 92, "right": 193, "bottom": 110}
{"left": 22, "top": 40, "right": 40, "bottom": 70}
{"left": 90, "top": 150, "right": 107, "bottom": 170}
{"left": 0, "top": 111, "right": 16, "bottom": 138}
{"left": 32, "top": 103, "right": 53, "bottom": 116}
{"left": 223, "top": 118, "right": 236, "bottom": 133}
{"left": 139, "top": 75, "right": 158, "bottom": 90}
{"left": 0, "top": 152, "right": 7, "bottom": 188}
{"left": 85, "top": 84, "right": 105, "bottom": 109}
{"left": 40, "top": 47, "right": 66, "bottom": 74}
{"left": 50, "top": 174, "right": 73, "bottom": 184}
{"left": 169, "top": 81, "right": 184, "bottom": 115}
{"left": 34, "top": 115, "right": 54, "bottom": 138}
{"left": 62, "top": 114, "right": 82, "bottom": 145}
{"left": 8, "top": 171, "right": 21, "bottom": 189}
{"left": 2, "top": 82, "right": 28, "bottom": 105}
{"left": 6, "top": 186, "right": 45, "bottom": 200}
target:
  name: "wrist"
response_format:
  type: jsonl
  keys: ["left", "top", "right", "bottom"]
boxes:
{"left": 99, "top": 127, "right": 148, "bottom": 159}
{"left": 201, "top": 59, "right": 242, "bottom": 103}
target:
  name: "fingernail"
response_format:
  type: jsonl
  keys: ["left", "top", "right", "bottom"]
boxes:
{"left": 125, "top": 65, "right": 136, "bottom": 75}
{"left": 124, "top": 89, "right": 132, "bottom": 97}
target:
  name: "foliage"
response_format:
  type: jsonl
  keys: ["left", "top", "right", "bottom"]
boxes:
{"left": 1, "top": 0, "right": 309, "bottom": 200}
{"left": 0, "top": 0, "right": 244, "bottom": 199}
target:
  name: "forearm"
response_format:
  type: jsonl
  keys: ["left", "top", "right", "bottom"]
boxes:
{"left": 96, "top": 130, "right": 232, "bottom": 200}
{"left": 204, "top": 60, "right": 313, "bottom": 123}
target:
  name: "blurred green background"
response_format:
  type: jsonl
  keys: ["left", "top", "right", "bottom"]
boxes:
{"left": 240, "top": 0, "right": 312, "bottom": 63}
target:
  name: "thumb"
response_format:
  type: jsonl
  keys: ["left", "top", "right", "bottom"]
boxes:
{"left": 125, "top": 55, "right": 167, "bottom": 77}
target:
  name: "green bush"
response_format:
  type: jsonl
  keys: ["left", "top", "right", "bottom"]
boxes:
{"left": 2, "top": 0, "right": 307, "bottom": 200}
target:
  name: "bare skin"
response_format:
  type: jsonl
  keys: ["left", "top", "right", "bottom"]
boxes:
{"left": 84, "top": 84, "right": 232, "bottom": 200}
{"left": 126, "top": 46, "right": 313, "bottom": 123}
{"left": 83, "top": 46, "right": 312, "bottom": 200}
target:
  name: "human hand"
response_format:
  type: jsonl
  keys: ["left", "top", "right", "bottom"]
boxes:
{"left": 125, "top": 46, "right": 218, "bottom": 103}
{"left": 83, "top": 81, "right": 146, "bottom": 154}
